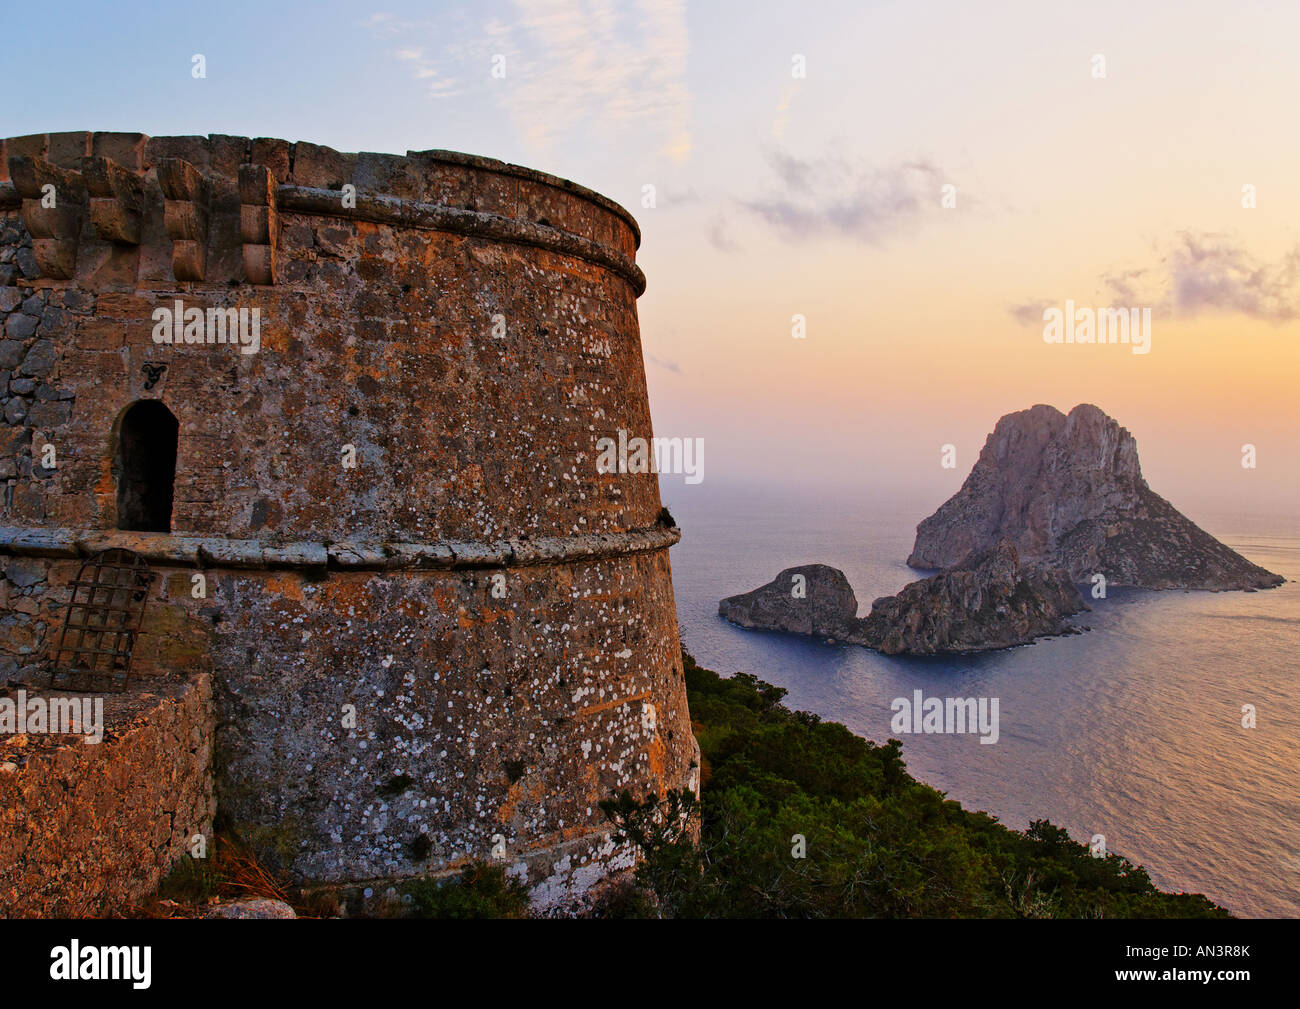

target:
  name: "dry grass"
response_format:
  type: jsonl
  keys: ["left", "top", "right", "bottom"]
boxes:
{"left": 124, "top": 834, "right": 318, "bottom": 918}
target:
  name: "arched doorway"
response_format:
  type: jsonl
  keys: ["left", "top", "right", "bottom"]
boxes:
{"left": 114, "top": 400, "right": 178, "bottom": 532}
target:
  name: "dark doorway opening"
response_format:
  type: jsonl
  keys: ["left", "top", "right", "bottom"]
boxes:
{"left": 115, "top": 400, "right": 178, "bottom": 532}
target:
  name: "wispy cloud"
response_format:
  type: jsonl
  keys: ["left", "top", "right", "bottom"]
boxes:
{"left": 660, "top": 186, "right": 701, "bottom": 206}
{"left": 1160, "top": 232, "right": 1300, "bottom": 323}
{"left": 1009, "top": 231, "right": 1300, "bottom": 326}
{"left": 367, "top": 15, "right": 464, "bottom": 98}
{"left": 645, "top": 352, "right": 682, "bottom": 374}
{"left": 707, "top": 214, "right": 739, "bottom": 253}
{"left": 740, "top": 150, "right": 950, "bottom": 244}
{"left": 1007, "top": 300, "right": 1052, "bottom": 326}
{"left": 1099, "top": 266, "right": 1152, "bottom": 305}
{"left": 367, "top": 0, "right": 692, "bottom": 161}
{"left": 496, "top": 0, "right": 692, "bottom": 160}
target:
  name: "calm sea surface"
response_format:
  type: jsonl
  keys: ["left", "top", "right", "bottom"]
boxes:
{"left": 661, "top": 481, "right": 1300, "bottom": 918}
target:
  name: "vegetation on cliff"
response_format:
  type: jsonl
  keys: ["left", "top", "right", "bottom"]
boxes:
{"left": 598, "top": 650, "right": 1228, "bottom": 919}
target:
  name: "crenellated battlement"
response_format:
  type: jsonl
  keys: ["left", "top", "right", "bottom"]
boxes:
{"left": 0, "top": 131, "right": 643, "bottom": 292}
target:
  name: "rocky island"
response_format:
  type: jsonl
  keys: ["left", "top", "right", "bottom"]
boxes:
{"left": 908, "top": 403, "right": 1282, "bottom": 591}
{"left": 718, "top": 541, "right": 1087, "bottom": 655}
{"left": 720, "top": 403, "right": 1279, "bottom": 655}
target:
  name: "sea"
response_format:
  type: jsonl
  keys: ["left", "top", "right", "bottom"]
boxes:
{"left": 660, "top": 479, "right": 1300, "bottom": 918}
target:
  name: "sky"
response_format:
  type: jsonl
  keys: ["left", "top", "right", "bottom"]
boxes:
{"left": 9, "top": 0, "right": 1300, "bottom": 518}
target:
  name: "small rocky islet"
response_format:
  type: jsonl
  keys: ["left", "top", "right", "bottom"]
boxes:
{"left": 718, "top": 541, "right": 1088, "bottom": 656}
{"left": 719, "top": 403, "right": 1283, "bottom": 656}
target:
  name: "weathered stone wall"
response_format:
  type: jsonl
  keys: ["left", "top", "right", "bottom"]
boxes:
{"left": 0, "top": 555, "right": 48, "bottom": 679}
{"left": 0, "top": 131, "right": 696, "bottom": 912}
{"left": 1, "top": 551, "right": 214, "bottom": 683}
{"left": 0, "top": 133, "right": 654, "bottom": 542}
{"left": 209, "top": 550, "right": 694, "bottom": 900}
{"left": 0, "top": 672, "right": 215, "bottom": 917}
{"left": 0, "top": 212, "right": 64, "bottom": 537}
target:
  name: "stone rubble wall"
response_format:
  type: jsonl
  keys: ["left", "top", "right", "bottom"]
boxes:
{"left": 0, "top": 672, "right": 215, "bottom": 917}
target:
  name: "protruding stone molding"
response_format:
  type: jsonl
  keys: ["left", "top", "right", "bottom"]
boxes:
{"left": 280, "top": 185, "right": 648, "bottom": 297}
{"left": 0, "top": 522, "right": 682, "bottom": 571}
{"left": 8, "top": 156, "right": 87, "bottom": 279}
{"left": 402, "top": 146, "right": 642, "bottom": 251}
{"left": 82, "top": 155, "right": 146, "bottom": 245}
{"left": 157, "top": 157, "right": 212, "bottom": 282}
{"left": 238, "top": 163, "right": 278, "bottom": 285}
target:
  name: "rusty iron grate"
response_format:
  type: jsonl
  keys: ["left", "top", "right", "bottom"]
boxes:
{"left": 49, "top": 548, "right": 156, "bottom": 693}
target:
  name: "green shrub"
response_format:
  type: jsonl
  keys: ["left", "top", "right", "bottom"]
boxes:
{"left": 406, "top": 862, "right": 531, "bottom": 919}
{"left": 600, "top": 650, "right": 1229, "bottom": 919}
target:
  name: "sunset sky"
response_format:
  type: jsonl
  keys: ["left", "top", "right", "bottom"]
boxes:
{"left": 12, "top": 0, "right": 1300, "bottom": 516}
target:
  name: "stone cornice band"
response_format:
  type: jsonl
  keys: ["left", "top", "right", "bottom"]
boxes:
{"left": 278, "top": 185, "right": 646, "bottom": 295}
{"left": 0, "top": 522, "right": 681, "bottom": 571}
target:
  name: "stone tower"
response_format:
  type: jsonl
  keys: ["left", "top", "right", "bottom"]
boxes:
{"left": 0, "top": 131, "right": 698, "bottom": 913}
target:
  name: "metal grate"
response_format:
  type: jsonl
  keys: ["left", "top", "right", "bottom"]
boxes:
{"left": 49, "top": 548, "right": 156, "bottom": 693}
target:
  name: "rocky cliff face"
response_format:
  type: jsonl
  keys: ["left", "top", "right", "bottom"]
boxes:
{"left": 719, "top": 544, "right": 1086, "bottom": 655}
{"left": 861, "top": 541, "right": 1086, "bottom": 655}
{"left": 907, "top": 404, "right": 1283, "bottom": 591}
